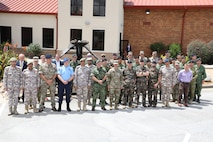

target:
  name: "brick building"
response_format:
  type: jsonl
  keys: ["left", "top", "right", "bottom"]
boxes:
{"left": 124, "top": 0, "right": 213, "bottom": 56}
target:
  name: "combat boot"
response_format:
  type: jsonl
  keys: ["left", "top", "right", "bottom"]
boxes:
{"left": 83, "top": 101, "right": 87, "bottom": 111}
{"left": 8, "top": 106, "right": 13, "bottom": 116}
{"left": 24, "top": 105, "right": 29, "bottom": 114}
{"left": 14, "top": 106, "right": 19, "bottom": 115}
{"left": 67, "top": 103, "right": 71, "bottom": 112}
{"left": 33, "top": 105, "right": 37, "bottom": 113}
{"left": 197, "top": 96, "right": 200, "bottom": 103}
{"left": 58, "top": 104, "right": 62, "bottom": 112}
{"left": 77, "top": 102, "right": 81, "bottom": 112}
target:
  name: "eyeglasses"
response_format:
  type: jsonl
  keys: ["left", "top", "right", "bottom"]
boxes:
{"left": 101, "top": 56, "right": 105, "bottom": 57}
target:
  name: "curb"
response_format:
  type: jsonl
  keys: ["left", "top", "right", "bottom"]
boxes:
{"left": 203, "top": 85, "right": 213, "bottom": 88}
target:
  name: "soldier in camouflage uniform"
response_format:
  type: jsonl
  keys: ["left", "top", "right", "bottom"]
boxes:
{"left": 33, "top": 56, "right": 41, "bottom": 103}
{"left": 188, "top": 60, "right": 198, "bottom": 103}
{"left": 39, "top": 54, "right": 57, "bottom": 112}
{"left": 123, "top": 60, "right": 136, "bottom": 108}
{"left": 86, "top": 57, "right": 96, "bottom": 105}
{"left": 148, "top": 61, "right": 159, "bottom": 107}
{"left": 107, "top": 60, "right": 123, "bottom": 110}
{"left": 195, "top": 58, "right": 206, "bottom": 103}
{"left": 91, "top": 60, "right": 107, "bottom": 111}
{"left": 70, "top": 54, "right": 79, "bottom": 72}
{"left": 136, "top": 59, "right": 149, "bottom": 107}
{"left": 3, "top": 57, "right": 23, "bottom": 115}
{"left": 74, "top": 58, "right": 91, "bottom": 111}
{"left": 158, "top": 59, "right": 176, "bottom": 107}
{"left": 23, "top": 61, "right": 40, "bottom": 114}
{"left": 172, "top": 61, "right": 181, "bottom": 103}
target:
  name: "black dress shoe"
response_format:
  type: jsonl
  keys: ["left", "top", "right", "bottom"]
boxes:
{"left": 67, "top": 107, "right": 71, "bottom": 112}
{"left": 58, "top": 108, "right": 61, "bottom": 112}
{"left": 92, "top": 107, "right": 95, "bottom": 111}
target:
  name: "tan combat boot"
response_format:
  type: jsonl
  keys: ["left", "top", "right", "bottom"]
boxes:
{"left": 24, "top": 105, "right": 29, "bottom": 114}
{"left": 77, "top": 102, "right": 81, "bottom": 112}
{"left": 14, "top": 106, "right": 19, "bottom": 115}
{"left": 8, "top": 106, "right": 13, "bottom": 116}
{"left": 33, "top": 105, "right": 37, "bottom": 113}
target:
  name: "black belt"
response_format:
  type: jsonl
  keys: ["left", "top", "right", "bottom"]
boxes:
{"left": 181, "top": 82, "right": 190, "bottom": 84}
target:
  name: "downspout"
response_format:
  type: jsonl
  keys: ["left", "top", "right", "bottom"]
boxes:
{"left": 55, "top": 14, "right": 58, "bottom": 54}
{"left": 180, "top": 8, "right": 187, "bottom": 52}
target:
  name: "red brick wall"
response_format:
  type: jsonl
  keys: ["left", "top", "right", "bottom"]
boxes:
{"left": 124, "top": 8, "right": 213, "bottom": 57}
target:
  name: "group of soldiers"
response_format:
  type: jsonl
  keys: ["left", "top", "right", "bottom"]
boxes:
{"left": 3, "top": 50, "right": 207, "bottom": 115}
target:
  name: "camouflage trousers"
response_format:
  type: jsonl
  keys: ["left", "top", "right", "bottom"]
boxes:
{"left": 92, "top": 85, "right": 106, "bottom": 108}
{"left": 77, "top": 86, "right": 88, "bottom": 103}
{"left": 87, "top": 87, "right": 93, "bottom": 104}
{"left": 189, "top": 80, "right": 196, "bottom": 101}
{"left": 172, "top": 83, "right": 179, "bottom": 101}
{"left": 24, "top": 88, "right": 38, "bottom": 106}
{"left": 136, "top": 81, "right": 147, "bottom": 106}
{"left": 123, "top": 86, "right": 134, "bottom": 107}
{"left": 161, "top": 84, "right": 172, "bottom": 105}
{"left": 148, "top": 88, "right": 158, "bottom": 106}
{"left": 39, "top": 83, "right": 56, "bottom": 109}
{"left": 109, "top": 88, "right": 121, "bottom": 108}
{"left": 7, "top": 88, "right": 20, "bottom": 107}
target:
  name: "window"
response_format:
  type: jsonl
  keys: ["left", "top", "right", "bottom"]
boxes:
{"left": 70, "top": 0, "right": 83, "bottom": 16}
{"left": 43, "top": 28, "right": 54, "bottom": 48}
{"left": 0, "top": 26, "right": 11, "bottom": 43}
{"left": 93, "top": 0, "right": 105, "bottom": 16}
{"left": 92, "top": 30, "right": 104, "bottom": 51}
{"left": 70, "top": 29, "right": 82, "bottom": 41}
{"left": 22, "top": 27, "right": 32, "bottom": 46}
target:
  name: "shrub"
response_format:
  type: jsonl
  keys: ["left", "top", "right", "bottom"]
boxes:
{"left": 150, "top": 42, "right": 167, "bottom": 55}
{"left": 27, "top": 43, "right": 42, "bottom": 58}
{"left": 168, "top": 43, "right": 181, "bottom": 58}
{"left": 187, "top": 40, "right": 211, "bottom": 64}
{"left": 206, "top": 40, "right": 213, "bottom": 64}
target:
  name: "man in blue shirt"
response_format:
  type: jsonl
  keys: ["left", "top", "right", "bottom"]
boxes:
{"left": 57, "top": 58, "right": 74, "bottom": 112}
{"left": 177, "top": 63, "right": 193, "bottom": 107}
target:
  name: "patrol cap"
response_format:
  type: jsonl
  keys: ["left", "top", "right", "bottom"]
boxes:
{"left": 96, "top": 60, "right": 102, "bottom": 64}
{"left": 165, "top": 50, "right": 170, "bottom": 53}
{"left": 27, "top": 61, "right": 33, "bottom": 65}
{"left": 147, "top": 59, "right": 151, "bottom": 63}
{"left": 127, "top": 60, "right": 132, "bottom": 64}
{"left": 112, "top": 53, "right": 117, "bottom": 56}
{"left": 175, "top": 61, "right": 180, "bottom": 66}
{"left": 190, "top": 53, "right": 196, "bottom": 57}
{"left": 86, "top": 57, "right": 93, "bottom": 61}
{"left": 117, "top": 56, "right": 122, "bottom": 60}
{"left": 158, "top": 57, "right": 163, "bottom": 61}
{"left": 196, "top": 58, "right": 201, "bottom": 62}
{"left": 164, "top": 58, "right": 170, "bottom": 63}
{"left": 33, "top": 56, "right": 39, "bottom": 61}
{"left": 9, "top": 57, "right": 17, "bottom": 62}
{"left": 113, "top": 60, "right": 118, "bottom": 64}
{"left": 80, "top": 58, "right": 86, "bottom": 62}
{"left": 45, "top": 54, "right": 52, "bottom": 59}
{"left": 72, "top": 54, "right": 77, "bottom": 57}
{"left": 140, "top": 59, "right": 144, "bottom": 62}
{"left": 101, "top": 54, "right": 105, "bottom": 57}
{"left": 187, "top": 60, "right": 194, "bottom": 64}
{"left": 63, "top": 57, "right": 70, "bottom": 62}
{"left": 140, "top": 51, "right": 144, "bottom": 54}
{"left": 152, "top": 61, "right": 157, "bottom": 64}
{"left": 87, "top": 53, "right": 92, "bottom": 57}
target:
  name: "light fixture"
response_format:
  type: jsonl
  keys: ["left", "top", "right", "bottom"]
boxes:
{"left": 145, "top": 9, "right": 150, "bottom": 15}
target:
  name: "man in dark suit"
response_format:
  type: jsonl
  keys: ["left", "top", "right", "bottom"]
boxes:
{"left": 16, "top": 53, "right": 27, "bottom": 102}
{"left": 126, "top": 43, "right": 132, "bottom": 54}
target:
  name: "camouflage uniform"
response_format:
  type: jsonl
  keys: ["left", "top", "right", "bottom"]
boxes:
{"left": 195, "top": 64, "right": 206, "bottom": 102}
{"left": 74, "top": 65, "right": 91, "bottom": 110}
{"left": 107, "top": 67, "right": 123, "bottom": 109}
{"left": 189, "top": 66, "right": 198, "bottom": 102}
{"left": 70, "top": 60, "right": 80, "bottom": 72}
{"left": 39, "top": 62, "right": 57, "bottom": 110}
{"left": 86, "top": 64, "right": 96, "bottom": 105}
{"left": 23, "top": 68, "right": 40, "bottom": 106}
{"left": 172, "top": 68, "right": 180, "bottom": 102}
{"left": 91, "top": 66, "right": 107, "bottom": 110}
{"left": 159, "top": 65, "right": 176, "bottom": 106}
{"left": 3, "top": 65, "right": 23, "bottom": 114}
{"left": 123, "top": 67, "right": 136, "bottom": 107}
{"left": 148, "top": 66, "right": 159, "bottom": 107}
{"left": 135, "top": 65, "right": 148, "bottom": 107}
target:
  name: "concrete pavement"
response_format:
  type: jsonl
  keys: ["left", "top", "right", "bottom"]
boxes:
{"left": 0, "top": 88, "right": 213, "bottom": 142}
